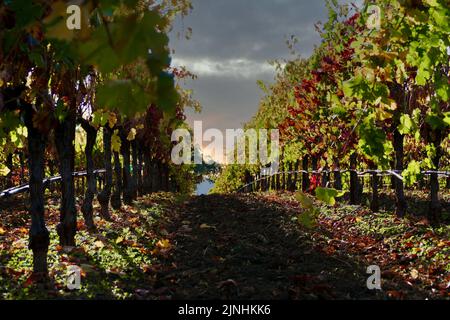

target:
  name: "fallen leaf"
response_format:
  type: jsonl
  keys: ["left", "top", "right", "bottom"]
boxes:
{"left": 115, "top": 236, "right": 124, "bottom": 244}
{"left": 410, "top": 269, "right": 419, "bottom": 280}
{"left": 156, "top": 239, "right": 171, "bottom": 249}
{"left": 200, "top": 223, "right": 215, "bottom": 229}
{"left": 94, "top": 240, "right": 105, "bottom": 248}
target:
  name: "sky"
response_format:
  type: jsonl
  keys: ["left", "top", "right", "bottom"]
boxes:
{"left": 168, "top": 0, "right": 357, "bottom": 162}
{"left": 169, "top": 0, "right": 334, "bottom": 126}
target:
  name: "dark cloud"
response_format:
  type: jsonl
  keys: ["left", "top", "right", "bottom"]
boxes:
{"left": 171, "top": 0, "right": 329, "bottom": 61}
{"left": 169, "top": 0, "right": 348, "bottom": 132}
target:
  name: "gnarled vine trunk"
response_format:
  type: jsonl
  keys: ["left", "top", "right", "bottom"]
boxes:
{"left": 136, "top": 147, "right": 144, "bottom": 196}
{"left": 131, "top": 141, "right": 139, "bottom": 199}
{"left": 6, "top": 152, "right": 13, "bottom": 188}
{"left": 393, "top": 129, "right": 407, "bottom": 217}
{"left": 25, "top": 108, "right": 50, "bottom": 275}
{"left": 390, "top": 83, "right": 407, "bottom": 217}
{"left": 334, "top": 163, "right": 342, "bottom": 191}
{"left": 143, "top": 153, "right": 152, "bottom": 194}
{"left": 287, "top": 162, "right": 293, "bottom": 191}
{"left": 292, "top": 160, "right": 299, "bottom": 191}
{"left": 97, "top": 126, "right": 113, "bottom": 220}
{"left": 321, "top": 166, "right": 329, "bottom": 188}
{"left": 302, "top": 156, "right": 309, "bottom": 192}
{"left": 111, "top": 151, "right": 122, "bottom": 210}
{"left": 350, "top": 153, "right": 360, "bottom": 205}
{"left": 151, "top": 161, "right": 160, "bottom": 192}
{"left": 55, "top": 112, "right": 77, "bottom": 247}
{"left": 370, "top": 165, "right": 379, "bottom": 213}
{"left": 120, "top": 130, "right": 133, "bottom": 205}
{"left": 19, "top": 152, "right": 25, "bottom": 185}
{"left": 429, "top": 131, "right": 442, "bottom": 222}
{"left": 311, "top": 156, "right": 318, "bottom": 192}
{"left": 80, "top": 120, "right": 97, "bottom": 231}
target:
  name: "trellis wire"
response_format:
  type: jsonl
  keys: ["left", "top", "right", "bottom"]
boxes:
{"left": 0, "top": 169, "right": 106, "bottom": 198}
{"left": 237, "top": 169, "right": 450, "bottom": 193}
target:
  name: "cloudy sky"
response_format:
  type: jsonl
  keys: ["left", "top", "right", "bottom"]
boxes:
{"left": 169, "top": 0, "right": 355, "bottom": 136}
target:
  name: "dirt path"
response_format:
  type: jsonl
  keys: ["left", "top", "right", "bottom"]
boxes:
{"left": 1, "top": 192, "right": 444, "bottom": 299}
{"left": 153, "top": 194, "right": 386, "bottom": 300}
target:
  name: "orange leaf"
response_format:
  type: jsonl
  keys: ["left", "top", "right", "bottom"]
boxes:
{"left": 156, "top": 239, "right": 171, "bottom": 249}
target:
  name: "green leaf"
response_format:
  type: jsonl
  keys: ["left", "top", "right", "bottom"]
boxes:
{"left": 398, "top": 114, "right": 413, "bottom": 135}
{"left": 415, "top": 56, "right": 432, "bottom": 85}
{"left": 97, "top": 80, "right": 149, "bottom": 116}
{"left": 295, "top": 192, "right": 314, "bottom": 209}
{"left": 426, "top": 114, "right": 447, "bottom": 130}
{"left": 115, "top": 12, "right": 168, "bottom": 66}
{"left": 315, "top": 187, "right": 343, "bottom": 206}
{"left": 156, "top": 72, "right": 179, "bottom": 114}
{"left": 435, "top": 73, "right": 450, "bottom": 102}
{"left": 91, "top": 110, "right": 109, "bottom": 127}
{"left": 297, "top": 209, "right": 319, "bottom": 229}
{"left": 443, "top": 112, "right": 450, "bottom": 126}
{"left": 9, "top": 0, "right": 43, "bottom": 28}
{"left": 403, "top": 160, "right": 421, "bottom": 186}
{"left": 342, "top": 75, "right": 366, "bottom": 99}
{"left": 329, "top": 93, "right": 346, "bottom": 115}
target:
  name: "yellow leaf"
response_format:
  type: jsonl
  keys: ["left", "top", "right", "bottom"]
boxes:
{"left": 127, "top": 128, "right": 137, "bottom": 141}
{"left": 375, "top": 107, "right": 392, "bottom": 121}
{"left": 18, "top": 227, "right": 28, "bottom": 234}
{"left": 156, "top": 239, "right": 171, "bottom": 249}
{"left": 115, "top": 236, "right": 124, "bottom": 244}
{"left": 410, "top": 269, "right": 419, "bottom": 280}
{"left": 111, "top": 130, "right": 121, "bottom": 153}
{"left": 200, "top": 223, "right": 214, "bottom": 229}
{"left": 437, "top": 241, "right": 447, "bottom": 247}
{"left": 0, "top": 164, "right": 10, "bottom": 176}
{"left": 0, "top": 227, "right": 6, "bottom": 235}
{"left": 94, "top": 240, "right": 105, "bottom": 248}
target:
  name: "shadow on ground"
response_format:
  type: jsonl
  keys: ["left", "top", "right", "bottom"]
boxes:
{"left": 151, "top": 194, "right": 427, "bottom": 300}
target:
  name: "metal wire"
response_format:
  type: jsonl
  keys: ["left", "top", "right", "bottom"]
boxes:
{"left": 237, "top": 169, "right": 450, "bottom": 193}
{"left": 0, "top": 169, "right": 106, "bottom": 198}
